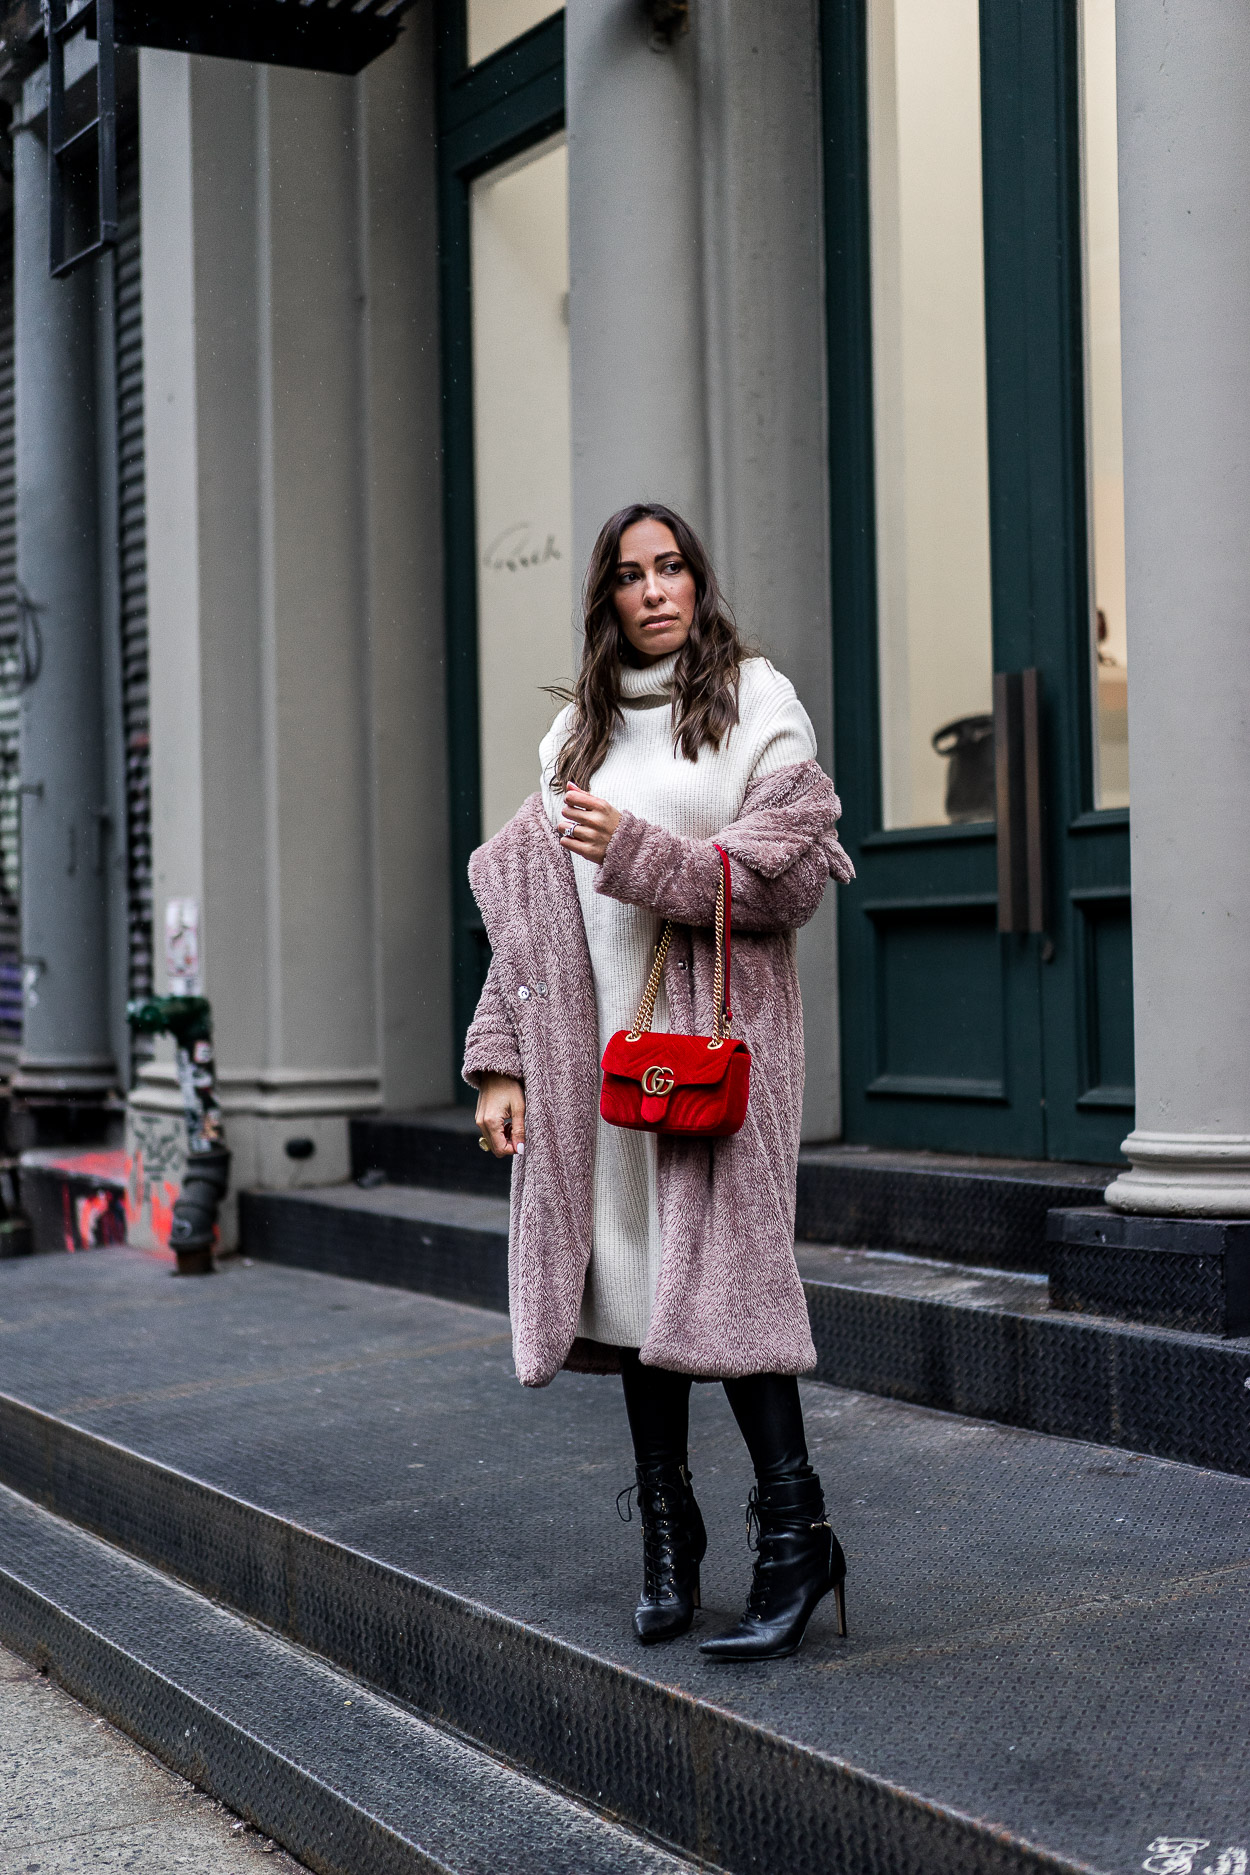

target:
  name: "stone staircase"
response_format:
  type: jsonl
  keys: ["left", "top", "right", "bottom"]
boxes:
{"left": 238, "top": 1110, "right": 1250, "bottom": 1478}
{"left": 1, "top": 1245, "right": 1248, "bottom": 1875}
{"left": 4, "top": 1126, "right": 1250, "bottom": 1872}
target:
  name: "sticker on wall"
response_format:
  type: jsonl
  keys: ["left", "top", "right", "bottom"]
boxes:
{"left": 165, "top": 898, "right": 201, "bottom": 995}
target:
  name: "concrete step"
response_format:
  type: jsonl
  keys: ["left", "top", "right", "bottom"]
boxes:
{"left": 242, "top": 1181, "right": 510, "bottom": 1312}
{"left": 0, "top": 1482, "right": 693, "bottom": 1875}
{"left": 351, "top": 1106, "right": 512, "bottom": 1202}
{"left": 9, "top": 1251, "right": 1250, "bottom": 1875}
{"left": 241, "top": 1181, "right": 1250, "bottom": 1478}
{"left": 349, "top": 1109, "right": 1116, "bottom": 1273}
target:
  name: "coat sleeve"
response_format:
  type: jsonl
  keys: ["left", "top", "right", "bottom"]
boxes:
{"left": 595, "top": 809, "right": 842, "bottom": 933}
{"left": 462, "top": 952, "right": 525, "bottom": 1089}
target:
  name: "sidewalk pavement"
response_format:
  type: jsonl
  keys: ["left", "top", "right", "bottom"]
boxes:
{"left": 0, "top": 1637, "right": 305, "bottom": 1873}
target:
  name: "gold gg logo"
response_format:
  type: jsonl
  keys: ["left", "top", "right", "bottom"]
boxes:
{"left": 642, "top": 1065, "right": 676, "bottom": 1097}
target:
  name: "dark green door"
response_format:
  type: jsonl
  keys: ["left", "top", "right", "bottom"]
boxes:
{"left": 823, "top": 0, "right": 1133, "bottom": 1164}
{"left": 436, "top": 4, "right": 566, "bottom": 1067}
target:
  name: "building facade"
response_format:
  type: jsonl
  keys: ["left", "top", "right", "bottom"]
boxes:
{"left": 0, "top": 0, "right": 1245, "bottom": 1243}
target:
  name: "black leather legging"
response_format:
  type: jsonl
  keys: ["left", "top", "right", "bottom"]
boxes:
{"left": 618, "top": 1347, "right": 813, "bottom": 1485}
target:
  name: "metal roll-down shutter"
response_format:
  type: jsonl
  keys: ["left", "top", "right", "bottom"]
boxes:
{"left": 114, "top": 138, "right": 153, "bottom": 1029}
{"left": 0, "top": 215, "right": 20, "bottom": 1058}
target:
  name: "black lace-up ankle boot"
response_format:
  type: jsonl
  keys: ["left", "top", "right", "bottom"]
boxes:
{"left": 620, "top": 1461, "right": 707, "bottom": 1644}
{"left": 699, "top": 1474, "right": 846, "bottom": 1661}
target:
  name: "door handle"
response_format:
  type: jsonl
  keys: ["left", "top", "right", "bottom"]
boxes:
{"left": 993, "top": 668, "right": 1046, "bottom": 936}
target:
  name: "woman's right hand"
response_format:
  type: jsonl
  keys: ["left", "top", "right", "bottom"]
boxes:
{"left": 475, "top": 1074, "right": 526, "bottom": 1158}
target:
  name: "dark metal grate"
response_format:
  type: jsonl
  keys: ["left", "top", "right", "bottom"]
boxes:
{"left": 46, "top": 0, "right": 119, "bottom": 279}
{"left": 1051, "top": 1243, "right": 1229, "bottom": 1337}
{"left": 112, "top": 0, "right": 420, "bottom": 76}
{"left": 0, "top": 217, "right": 20, "bottom": 1058}
{"left": 113, "top": 136, "right": 152, "bottom": 1049}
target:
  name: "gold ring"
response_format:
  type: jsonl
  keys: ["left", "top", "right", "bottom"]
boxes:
{"left": 478, "top": 1136, "right": 491, "bottom": 1153}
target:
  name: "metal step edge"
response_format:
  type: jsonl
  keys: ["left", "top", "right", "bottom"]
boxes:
{"left": 240, "top": 1185, "right": 510, "bottom": 1311}
{"left": 0, "top": 1389, "right": 1093, "bottom": 1875}
{"left": 0, "top": 1562, "right": 442, "bottom": 1875}
{"left": 0, "top": 1484, "right": 696, "bottom": 1875}
{"left": 347, "top": 1112, "right": 1113, "bottom": 1273}
{"left": 240, "top": 1189, "right": 1250, "bottom": 1478}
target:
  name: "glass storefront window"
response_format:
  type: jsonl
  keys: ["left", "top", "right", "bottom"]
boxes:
{"left": 470, "top": 134, "right": 574, "bottom": 839}
{"left": 467, "top": 0, "right": 560, "bottom": 67}
{"left": 1081, "top": 0, "right": 1128, "bottom": 809}
{"left": 868, "top": 0, "right": 995, "bottom": 830}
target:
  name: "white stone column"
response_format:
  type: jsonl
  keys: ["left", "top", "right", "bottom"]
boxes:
{"left": 356, "top": 13, "right": 453, "bottom": 1112}
{"left": 1105, "top": 1, "right": 1250, "bottom": 1215}
{"left": 566, "top": 0, "right": 709, "bottom": 564}
{"left": 567, "top": 1, "right": 840, "bottom": 1136}
{"left": 12, "top": 103, "right": 117, "bottom": 1118}
{"left": 695, "top": 0, "right": 839, "bottom": 1138}
{"left": 130, "top": 37, "right": 449, "bottom": 1245}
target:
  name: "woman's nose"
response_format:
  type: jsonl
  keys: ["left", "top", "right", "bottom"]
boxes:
{"left": 643, "top": 573, "right": 664, "bottom": 604}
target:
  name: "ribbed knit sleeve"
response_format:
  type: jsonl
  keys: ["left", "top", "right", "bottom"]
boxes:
{"left": 539, "top": 704, "right": 575, "bottom": 829}
{"left": 738, "top": 659, "right": 819, "bottom": 781}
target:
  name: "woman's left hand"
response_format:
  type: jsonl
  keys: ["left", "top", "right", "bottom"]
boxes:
{"left": 559, "top": 786, "right": 621, "bottom": 865}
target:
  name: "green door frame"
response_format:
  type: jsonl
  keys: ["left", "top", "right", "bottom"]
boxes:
{"left": 435, "top": 5, "right": 565, "bottom": 1076}
{"left": 821, "top": 0, "right": 1133, "bottom": 1163}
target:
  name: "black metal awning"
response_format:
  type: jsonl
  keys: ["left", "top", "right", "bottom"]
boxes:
{"left": 39, "top": 0, "right": 420, "bottom": 277}
{"left": 111, "top": 0, "right": 420, "bottom": 79}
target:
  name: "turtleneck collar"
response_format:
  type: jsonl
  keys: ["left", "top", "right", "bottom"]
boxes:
{"left": 618, "top": 652, "right": 678, "bottom": 705}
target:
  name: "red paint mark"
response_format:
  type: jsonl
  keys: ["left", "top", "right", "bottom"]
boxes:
{"left": 123, "top": 1147, "right": 180, "bottom": 1262}
{"left": 74, "top": 1190, "right": 127, "bottom": 1249}
{"left": 149, "top": 1182, "right": 179, "bottom": 1249}
{"left": 28, "top": 1149, "right": 128, "bottom": 1182}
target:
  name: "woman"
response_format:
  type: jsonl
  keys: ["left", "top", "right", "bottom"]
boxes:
{"left": 465, "top": 503, "right": 854, "bottom": 1662}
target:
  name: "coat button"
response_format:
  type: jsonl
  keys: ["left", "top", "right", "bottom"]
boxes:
{"left": 536, "top": 982, "right": 548, "bottom": 998}
{"left": 517, "top": 986, "right": 531, "bottom": 1001}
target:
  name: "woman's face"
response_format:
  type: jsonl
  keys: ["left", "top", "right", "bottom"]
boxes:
{"left": 613, "top": 519, "right": 696, "bottom": 661}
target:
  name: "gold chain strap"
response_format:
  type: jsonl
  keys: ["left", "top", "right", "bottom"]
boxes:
{"left": 711, "top": 866, "right": 727, "bottom": 1049}
{"left": 626, "top": 866, "right": 729, "bottom": 1047}
{"left": 626, "top": 921, "right": 672, "bottom": 1041}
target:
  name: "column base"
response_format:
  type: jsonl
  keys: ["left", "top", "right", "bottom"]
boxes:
{"left": 1047, "top": 1206, "right": 1250, "bottom": 1336}
{"left": 11, "top": 1056, "right": 117, "bottom": 1098}
{"left": 1104, "top": 1131, "right": 1250, "bottom": 1217}
{"left": 7, "top": 1057, "right": 122, "bottom": 1152}
{"left": 125, "top": 1064, "right": 382, "bottom": 1252}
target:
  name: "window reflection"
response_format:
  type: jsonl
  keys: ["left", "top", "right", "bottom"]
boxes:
{"left": 467, "top": 0, "right": 559, "bottom": 67}
{"left": 868, "top": 0, "right": 996, "bottom": 829}
{"left": 1081, "top": 0, "right": 1129, "bottom": 809}
{"left": 471, "top": 135, "right": 574, "bottom": 838}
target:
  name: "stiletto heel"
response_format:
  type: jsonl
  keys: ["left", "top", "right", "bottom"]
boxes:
{"left": 700, "top": 1475, "right": 847, "bottom": 1662}
{"left": 693, "top": 1568, "right": 701, "bottom": 1610}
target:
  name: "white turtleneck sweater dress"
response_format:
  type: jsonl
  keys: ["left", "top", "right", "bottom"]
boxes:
{"left": 539, "top": 652, "right": 817, "bottom": 1350}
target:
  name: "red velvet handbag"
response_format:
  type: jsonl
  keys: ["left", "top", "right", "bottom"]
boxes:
{"left": 600, "top": 844, "right": 751, "bottom": 1138}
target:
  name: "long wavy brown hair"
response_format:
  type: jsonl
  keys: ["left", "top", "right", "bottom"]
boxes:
{"left": 552, "top": 503, "right": 752, "bottom": 793}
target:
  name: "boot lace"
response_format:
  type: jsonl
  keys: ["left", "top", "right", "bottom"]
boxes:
{"left": 619, "top": 1478, "right": 687, "bottom": 1598}
{"left": 743, "top": 1486, "right": 831, "bottom": 1618}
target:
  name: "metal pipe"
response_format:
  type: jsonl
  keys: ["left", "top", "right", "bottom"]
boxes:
{"left": 126, "top": 994, "right": 228, "bottom": 1275}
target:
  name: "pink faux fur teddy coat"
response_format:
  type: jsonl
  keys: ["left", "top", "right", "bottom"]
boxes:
{"left": 462, "top": 757, "right": 854, "bottom": 1388}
